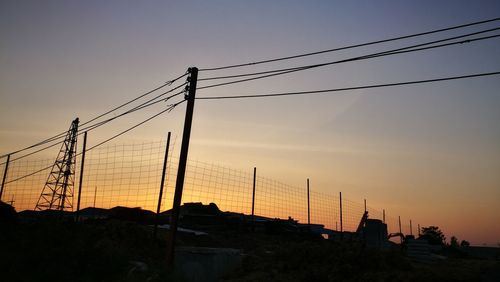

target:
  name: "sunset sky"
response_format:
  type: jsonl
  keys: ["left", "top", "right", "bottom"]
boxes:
{"left": 1, "top": 1, "right": 499, "bottom": 245}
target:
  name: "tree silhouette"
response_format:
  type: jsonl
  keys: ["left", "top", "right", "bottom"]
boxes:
{"left": 419, "top": 226, "right": 446, "bottom": 245}
{"left": 460, "top": 240, "right": 470, "bottom": 247}
{"left": 450, "top": 236, "right": 459, "bottom": 248}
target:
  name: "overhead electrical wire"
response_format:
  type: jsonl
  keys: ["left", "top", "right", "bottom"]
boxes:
{"left": 4, "top": 164, "right": 54, "bottom": 185}
{"left": 4, "top": 99, "right": 186, "bottom": 184}
{"left": 199, "top": 27, "right": 500, "bottom": 82}
{"left": 81, "top": 71, "right": 188, "bottom": 127}
{"left": 197, "top": 71, "right": 500, "bottom": 100}
{"left": 1, "top": 79, "right": 185, "bottom": 159}
{"left": 199, "top": 17, "right": 500, "bottom": 71}
{"left": 84, "top": 99, "right": 185, "bottom": 152}
{"left": 7, "top": 70, "right": 498, "bottom": 183}
{"left": 0, "top": 72, "right": 188, "bottom": 160}
{"left": 3, "top": 30, "right": 499, "bottom": 162}
{"left": 0, "top": 86, "right": 188, "bottom": 165}
{"left": 197, "top": 32, "right": 500, "bottom": 90}
{"left": 79, "top": 83, "right": 187, "bottom": 133}
{"left": 3, "top": 18, "right": 500, "bottom": 163}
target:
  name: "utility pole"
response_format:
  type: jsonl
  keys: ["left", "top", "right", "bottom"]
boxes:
{"left": 166, "top": 67, "right": 198, "bottom": 267}
{"left": 0, "top": 154, "right": 10, "bottom": 201}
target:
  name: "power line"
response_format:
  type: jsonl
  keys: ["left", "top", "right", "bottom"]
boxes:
{"left": 0, "top": 71, "right": 188, "bottom": 159}
{"left": 84, "top": 100, "right": 185, "bottom": 152}
{"left": 3, "top": 24, "right": 498, "bottom": 160}
{"left": 197, "top": 71, "right": 500, "bottom": 100}
{"left": 1, "top": 81, "right": 180, "bottom": 160}
{"left": 197, "top": 33, "right": 500, "bottom": 90}
{"left": 4, "top": 164, "right": 54, "bottom": 185}
{"left": 199, "top": 17, "right": 500, "bottom": 71}
{"left": 0, "top": 87, "right": 187, "bottom": 166}
{"left": 1, "top": 86, "right": 186, "bottom": 165}
{"left": 4, "top": 100, "right": 186, "bottom": 185}
{"left": 198, "top": 27, "right": 500, "bottom": 82}
{"left": 78, "top": 84, "right": 187, "bottom": 133}
{"left": 81, "top": 71, "right": 188, "bottom": 127}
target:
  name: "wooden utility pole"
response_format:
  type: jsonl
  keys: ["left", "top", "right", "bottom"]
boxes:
{"left": 0, "top": 154, "right": 10, "bottom": 201}
{"left": 166, "top": 67, "right": 198, "bottom": 267}
{"left": 75, "top": 131, "right": 88, "bottom": 222}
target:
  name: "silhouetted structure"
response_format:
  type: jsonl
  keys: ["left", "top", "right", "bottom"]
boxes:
{"left": 35, "top": 118, "right": 79, "bottom": 211}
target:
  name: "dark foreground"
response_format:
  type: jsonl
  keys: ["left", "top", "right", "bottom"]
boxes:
{"left": 1, "top": 218, "right": 500, "bottom": 282}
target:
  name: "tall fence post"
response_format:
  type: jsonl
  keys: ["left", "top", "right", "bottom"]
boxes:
{"left": 154, "top": 132, "right": 171, "bottom": 238}
{"left": 339, "top": 192, "right": 343, "bottom": 240}
{"left": 0, "top": 154, "right": 10, "bottom": 201}
{"left": 75, "top": 131, "right": 88, "bottom": 222}
{"left": 362, "top": 198, "right": 367, "bottom": 242}
{"left": 166, "top": 67, "right": 198, "bottom": 268}
{"left": 307, "top": 178, "right": 310, "bottom": 225}
{"left": 398, "top": 216, "right": 402, "bottom": 243}
{"left": 251, "top": 167, "right": 256, "bottom": 231}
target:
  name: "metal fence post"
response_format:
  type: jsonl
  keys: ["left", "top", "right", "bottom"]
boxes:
{"left": 307, "top": 178, "right": 310, "bottom": 225}
{"left": 398, "top": 216, "right": 402, "bottom": 243}
{"left": 75, "top": 131, "right": 87, "bottom": 222}
{"left": 0, "top": 154, "right": 10, "bottom": 201}
{"left": 154, "top": 132, "right": 171, "bottom": 237}
{"left": 340, "top": 192, "right": 343, "bottom": 240}
{"left": 410, "top": 219, "right": 413, "bottom": 236}
{"left": 251, "top": 167, "right": 256, "bottom": 231}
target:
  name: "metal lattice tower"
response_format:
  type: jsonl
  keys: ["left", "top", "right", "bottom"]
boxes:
{"left": 35, "top": 118, "right": 79, "bottom": 211}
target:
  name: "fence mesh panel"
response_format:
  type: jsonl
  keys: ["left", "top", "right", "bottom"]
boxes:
{"left": 1, "top": 139, "right": 416, "bottom": 236}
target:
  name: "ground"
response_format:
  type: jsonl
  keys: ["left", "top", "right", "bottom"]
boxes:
{"left": 1, "top": 216, "right": 499, "bottom": 282}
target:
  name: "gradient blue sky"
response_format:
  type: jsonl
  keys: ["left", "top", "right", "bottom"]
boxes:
{"left": 1, "top": 0, "right": 499, "bottom": 245}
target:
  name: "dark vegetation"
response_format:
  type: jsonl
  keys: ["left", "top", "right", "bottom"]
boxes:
{"left": 420, "top": 225, "right": 447, "bottom": 245}
{"left": 1, "top": 201, "right": 499, "bottom": 282}
{"left": 0, "top": 219, "right": 169, "bottom": 281}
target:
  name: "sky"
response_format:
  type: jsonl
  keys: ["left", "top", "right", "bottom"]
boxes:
{"left": 1, "top": 0, "right": 499, "bottom": 245}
